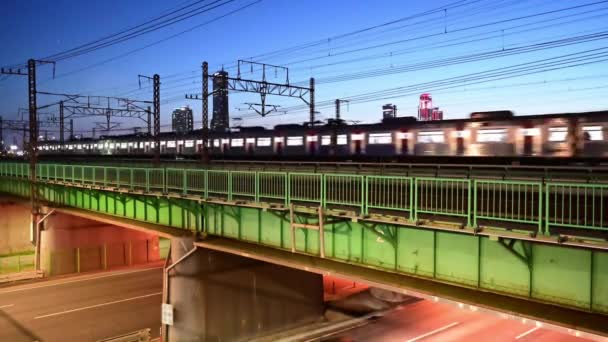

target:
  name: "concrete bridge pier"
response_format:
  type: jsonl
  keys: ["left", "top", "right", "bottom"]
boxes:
{"left": 165, "top": 237, "right": 324, "bottom": 341}
{"left": 39, "top": 213, "right": 160, "bottom": 276}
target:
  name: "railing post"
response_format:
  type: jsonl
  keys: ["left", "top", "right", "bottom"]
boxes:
{"left": 255, "top": 171, "right": 260, "bottom": 203}
{"left": 285, "top": 172, "right": 289, "bottom": 207}
{"left": 228, "top": 171, "right": 233, "bottom": 201}
{"left": 204, "top": 170, "right": 208, "bottom": 199}
{"left": 183, "top": 169, "right": 187, "bottom": 196}
{"left": 321, "top": 174, "right": 326, "bottom": 208}
{"left": 71, "top": 165, "right": 75, "bottom": 183}
{"left": 466, "top": 179, "right": 472, "bottom": 227}
{"left": 544, "top": 183, "right": 549, "bottom": 236}
{"left": 473, "top": 180, "right": 478, "bottom": 228}
{"left": 364, "top": 176, "right": 369, "bottom": 216}
{"left": 413, "top": 178, "right": 418, "bottom": 222}
{"left": 146, "top": 169, "right": 150, "bottom": 193}
{"left": 130, "top": 168, "right": 134, "bottom": 191}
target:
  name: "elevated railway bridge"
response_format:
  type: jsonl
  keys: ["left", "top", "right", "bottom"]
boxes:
{"left": 0, "top": 159, "right": 607, "bottom": 337}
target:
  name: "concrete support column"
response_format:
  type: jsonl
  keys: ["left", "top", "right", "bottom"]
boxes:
{"left": 166, "top": 237, "right": 324, "bottom": 341}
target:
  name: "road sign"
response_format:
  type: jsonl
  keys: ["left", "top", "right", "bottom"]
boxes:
{"left": 161, "top": 303, "right": 173, "bottom": 326}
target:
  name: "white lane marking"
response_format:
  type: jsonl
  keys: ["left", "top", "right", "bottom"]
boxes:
{"left": 0, "top": 267, "right": 162, "bottom": 294}
{"left": 515, "top": 326, "right": 541, "bottom": 340}
{"left": 405, "top": 322, "right": 460, "bottom": 342}
{"left": 0, "top": 304, "right": 14, "bottom": 309}
{"left": 34, "top": 292, "right": 162, "bottom": 319}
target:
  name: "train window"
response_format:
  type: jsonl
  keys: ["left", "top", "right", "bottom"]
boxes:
{"left": 177, "top": 140, "right": 184, "bottom": 145}
{"left": 337, "top": 134, "right": 347, "bottom": 145}
{"left": 417, "top": 131, "right": 444, "bottom": 143}
{"left": 196, "top": 140, "right": 203, "bottom": 145}
{"left": 221, "top": 138, "right": 230, "bottom": 145}
{"left": 109, "top": 143, "right": 115, "bottom": 149}
{"left": 128, "top": 142, "right": 134, "bottom": 147}
{"left": 287, "top": 136, "right": 303, "bottom": 146}
{"left": 397, "top": 132, "right": 412, "bottom": 139}
{"left": 185, "top": 140, "right": 194, "bottom": 148}
{"left": 321, "top": 135, "right": 331, "bottom": 145}
{"left": 583, "top": 126, "right": 604, "bottom": 141}
{"left": 351, "top": 133, "right": 365, "bottom": 141}
{"left": 167, "top": 141, "right": 176, "bottom": 148}
{"left": 231, "top": 139, "right": 244, "bottom": 147}
{"left": 257, "top": 137, "right": 271, "bottom": 146}
{"left": 307, "top": 135, "right": 318, "bottom": 142}
{"left": 120, "top": 143, "right": 127, "bottom": 149}
{"left": 548, "top": 127, "right": 568, "bottom": 142}
{"left": 160, "top": 141, "right": 166, "bottom": 146}
{"left": 213, "top": 140, "right": 220, "bottom": 147}
{"left": 477, "top": 129, "right": 507, "bottom": 142}
{"left": 521, "top": 128, "right": 540, "bottom": 136}
{"left": 369, "top": 133, "right": 392, "bottom": 144}
{"left": 274, "top": 137, "right": 285, "bottom": 144}
{"left": 246, "top": 138, "right": 255, "bottom": 144}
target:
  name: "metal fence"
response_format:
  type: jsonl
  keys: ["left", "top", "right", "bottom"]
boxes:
{"left": 2, "top": 162, "right": 608, "bottom": 235}
{"left": 0, "top": 253, "right": 35, "bottom": 274}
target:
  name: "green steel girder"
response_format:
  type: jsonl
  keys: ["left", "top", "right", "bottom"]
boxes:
{"left": 498, "top": 238, "right": 533, "bottom": 271}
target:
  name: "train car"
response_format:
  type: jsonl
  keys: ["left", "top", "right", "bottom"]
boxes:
{"left": 37, "top": 110, "right": 608, "bottom": 164}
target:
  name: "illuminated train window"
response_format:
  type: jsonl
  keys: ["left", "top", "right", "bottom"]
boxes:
{"left": 287, "top": 136, "right": 303, "bottom": 146}
{"left": 246, "top": 138, "right": 255, "bottom": 144}
{"left": 583, "top": 126, "right": 604, "bottom": 141}
{"left": 548, "top": 127, "right": 568, "bottom": 142}
{"left": 167, "top": 141, "right": 176, "bottom": 148}
{"left": 337, "top": 135, "right": 347, "bottom": 145}
{"left": 257, "top": 137, "right": 271, "bottom": 146}
{"left": 417, "top": 131, "right": 445, "bottom": 143}
{"left": 213, "top": 140, "right": 220, "bottom": 147}
{"left": 321, "top": 135, "right": 331, "bottom": 145}
{"left": 231, "top": 139, "right": 244, "bottom": 147}
{"left": 369, "top": 133, "right": 392, "bottom": 144}
{"left": 477, "top": 129, "right": 507, "bottom": 142}
{"left": 185, "top": 140, "right": 194, "bottom": 148}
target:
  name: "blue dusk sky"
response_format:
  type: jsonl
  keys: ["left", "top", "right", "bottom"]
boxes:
{"left": 1, "top": 0, "right": 608, "bottom": 139}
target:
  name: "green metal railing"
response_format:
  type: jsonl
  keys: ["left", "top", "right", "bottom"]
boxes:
{"left": 415, "top": 177, "right": 471, "bottom": 226}
{"left": 366, "top": 175, "right": 413, "bottom": 219}
{"left": 546, "top": 182, "right": 608, "bottom": 232}
{"left": 2, "top": 162, "right": 608, "bottom": 235}
{"left": 473, "top": 180, "right": 543, "bottom": 232}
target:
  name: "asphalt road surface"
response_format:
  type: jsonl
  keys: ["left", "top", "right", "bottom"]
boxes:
{"left": 0, "top": 265, "right": 162, "bottom": 342}
{"left": 327, "top": 299, "right": 594, "bottom": 342}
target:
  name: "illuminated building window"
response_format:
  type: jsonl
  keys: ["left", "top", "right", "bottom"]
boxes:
{"left": 287, "top": 136, "right": 303, "bottom": 146}
{"left": 477, "top": 129, "right": 507, "bottom": 142}
{"left": 257, "top": 137, "right": 271, "bottom": 146}
{"left": 548, "top": 127, "right": 568, "bottom": 142}
{"left": 583, "top": 126, "right": 604, "bottom": 141}
{"left": 417, "top": 131, "right": 444, "bottom": 143}
{"left": 369, "top": 133, "right": 392, "bottom": 144}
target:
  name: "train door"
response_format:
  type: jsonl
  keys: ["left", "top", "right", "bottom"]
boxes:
{"left": 522, "top": 121, "right": 535, "bottom": 156}
{"left": 307, "top": 135, "right": 317, "bottom": 155}
{"left": 399, "top": 131, "right": 409, "bottom": 155}
{"left": 352, "top": 132, "right": 364, "bottom": 155}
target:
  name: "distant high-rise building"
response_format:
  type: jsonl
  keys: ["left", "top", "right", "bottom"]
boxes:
{"left": 172, "top": 106, "right": 194, "bottom": 133}
{"left": 382, "top": 104, "right": 397, "bottom": 120}
{"left": 211, "top": 70, "right": 229, "bottom": 131}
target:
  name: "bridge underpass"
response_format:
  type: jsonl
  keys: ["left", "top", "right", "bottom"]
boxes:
{"left": 0, "top": 161, "right": 607, "bottom": 340}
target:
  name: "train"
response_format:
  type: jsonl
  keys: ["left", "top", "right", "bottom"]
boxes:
{"left": 37, "top": 110, "right": 608, "bottom": 163}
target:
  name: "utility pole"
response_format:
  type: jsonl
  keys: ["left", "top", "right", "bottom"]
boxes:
{"left": 309, "top": 77, "right": 315, "bottom": 126}
{"left": 147, "top": 106, "right": 152, "bottom": 135}
{"left": 92, "top": 127, "right": 96, "bottom": 139}
{"left": 0, "top": 116, "right": 3, "bottom": 151}
{"left": 202, "top": 62, "right": 209, "bottom": 163}
{"left": 59, "top": 100, "right": 64, "bottom": 148}
{"left": 153, "top": 74, "right": 160, "bottom": 166}
{"left": 69, "top": 119, "right": 74, "bottom": 140}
